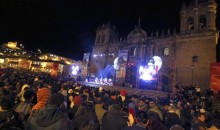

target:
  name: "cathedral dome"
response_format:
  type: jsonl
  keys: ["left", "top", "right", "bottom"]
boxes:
{"left": 127, "top": 25, "right": 147, "bottom": 43}
{"left": 128, "top": 26, "right": 147, "bottom": 37}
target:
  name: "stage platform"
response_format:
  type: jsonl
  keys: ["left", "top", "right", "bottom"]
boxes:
{"left": 77, "top": 81, "right": 169, "bottom": 98}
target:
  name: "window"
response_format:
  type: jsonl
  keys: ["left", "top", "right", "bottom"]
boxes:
{"left": 199, "top": 15, "right": 206, "bottom": 29}
{"left": 188, "top": 17, "right": 194, "bottom": 30}
{"left": 164, "top": 48, "right": 169, "bottom": 56}
{"left": 192, "top": 56, "right": 199, "bottom": 63}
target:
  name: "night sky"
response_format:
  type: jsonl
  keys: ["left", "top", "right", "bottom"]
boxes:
{"left": 0, "top": 0, "right": 219, "bottom": 61}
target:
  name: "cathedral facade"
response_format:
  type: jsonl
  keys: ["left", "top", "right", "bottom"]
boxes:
{"left": 89, "top": 0, "right": 219, "bottom": 92}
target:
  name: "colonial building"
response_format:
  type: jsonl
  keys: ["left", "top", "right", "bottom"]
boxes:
{"left": 89, "top": 0, "right": 219, "bottom": 92}
{"left": 0, "top": 42, "right": 84, "bottom": 77}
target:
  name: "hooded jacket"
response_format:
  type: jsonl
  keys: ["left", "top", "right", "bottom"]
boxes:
{"left": 32, "top": 87, "right": 51, "bottom": 111}
{"left": 26, "top": 105, "right": 73, "bottom": 130}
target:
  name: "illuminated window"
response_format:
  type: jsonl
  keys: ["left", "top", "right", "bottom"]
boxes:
{"left": 164, "top": 48, "right": 169, "bottom": 56}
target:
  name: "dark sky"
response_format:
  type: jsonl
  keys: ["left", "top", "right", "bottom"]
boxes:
{"left": 0, "top": 0, "right": 219, "bottom": 60}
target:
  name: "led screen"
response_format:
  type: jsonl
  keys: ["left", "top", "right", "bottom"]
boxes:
{"left": 72, "top": 64, "right": 79, "bottom": 75}
{"left": 139, "top": 56, "right": 162, "bottom": 81}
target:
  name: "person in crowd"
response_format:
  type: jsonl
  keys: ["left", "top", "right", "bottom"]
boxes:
{"left": 0, "top": 97, "right": 25, "bottom": 130}
{"left": 170, "top": 125, "right": 185, "bottom": 130}
{"left": 102, "top": 101, "right": 127, "bottom": 130}
{"left": 148, "top": 101, "right": 163, "bottom": 122}
{"left": 208, "top": 120, "right": 220, "bottom": 130}
{"left": 0, "top": 68, "right": 219, "bottom": 130}
{"left": 128, "top": 99, "right": 137, "bottom": 118}
{"left": 26, "top": 93, "right": 74, "bottom": 130}
{"left": 14, "top": 88, "right": 35, "bottom": 120}
{"left": 94, "top": 96, "right": 106, "bottom": 126}
{"left": 122, "top": 111, "right": 148, "bottom": 130}
{"left": 32, "top": 84, "right": 51, "bottom": 111}
{"left": 195, "top": 85, "right": 201, "bottom": 97}
{"left": 119, "top": 89, "right": 127, "bottom": 103}
{"left": 164, "top": 105, "right": 180, "bottom": 129}
{"left": 105, "top": 91, "right": 118, "bottom": 110}
{"left": 200, "top": 108, "right": 215, "bottom": 129}
{"left": 17, "top": 81, "right": 30, "bottom": 102}
{"left": 74, "top": 101, "right": 99, "bottom": 130}
{"left": 78, "top": 118, "right": 98, "bottom": 130}
{"left": 192, "top": 112, "right": 207, "bottom": 130}
{"left": 181, "top": 102, "right": 193, "bottom": 130}
{"left": 160, "top": 102, "right": 169, "bottom": 123}
{"left": 72, "top": 95, "right": 84, "bottom": 117}
{"left": 120, "top": 107, "right": 135, "bottom": 127}
{"left": 147, "top": 112, "right": 168, "bottom": 130}
{"left": 137, "top": 98, "right": 148, "bottom": 112}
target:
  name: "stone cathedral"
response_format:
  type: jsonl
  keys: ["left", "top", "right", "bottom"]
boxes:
{"left": 89, "top": 0, "right": 219, "bottom": 92}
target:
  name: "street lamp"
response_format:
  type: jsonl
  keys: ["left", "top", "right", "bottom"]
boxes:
{"left": 191, "top": 65, "right": 194, "bottom": 85}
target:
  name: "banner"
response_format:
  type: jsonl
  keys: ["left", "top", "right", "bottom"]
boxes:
{"left": 210, "top": 63, "right": 220, "bottom": 92}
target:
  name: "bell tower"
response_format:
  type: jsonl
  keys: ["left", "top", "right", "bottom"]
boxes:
{"left": 206, "top": 0, "right": 217, "bottom": 30}
{"left": 180, "top": 0, "right": 217, "bottom": 33}
{"left": 95, "top": 22, "right": 118, "bottom": 45}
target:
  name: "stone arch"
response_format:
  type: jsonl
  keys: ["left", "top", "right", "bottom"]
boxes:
{"left": 187, "top": 17, "right": 194, "bottom": 30}
{"left": 199, "top": 15, "right": 206, "bottom": 29}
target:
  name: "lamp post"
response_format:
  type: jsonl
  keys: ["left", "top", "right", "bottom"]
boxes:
{"left": 191, "top": 65, "right": 194, "bottom": 85}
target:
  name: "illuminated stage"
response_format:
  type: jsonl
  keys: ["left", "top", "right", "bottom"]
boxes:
{"left": 75, "top": 55, "right": 168, "bottom": 98}
{"left": 77, "top": 81, "right": 169, "bottom": 98}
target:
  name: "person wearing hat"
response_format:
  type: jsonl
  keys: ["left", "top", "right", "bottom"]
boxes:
{"left": 119, "top": 89, "right": 129, "bottom": 108}
{"left": 120, "top": 89, "right": 127, "bottom": 101}
{"left": 32, "top": 86, "right": 51, "bottom": 111}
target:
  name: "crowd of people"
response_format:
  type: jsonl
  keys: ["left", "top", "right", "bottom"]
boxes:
{"left": 0, "top": 68, "right": 219, "bottom": 130}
